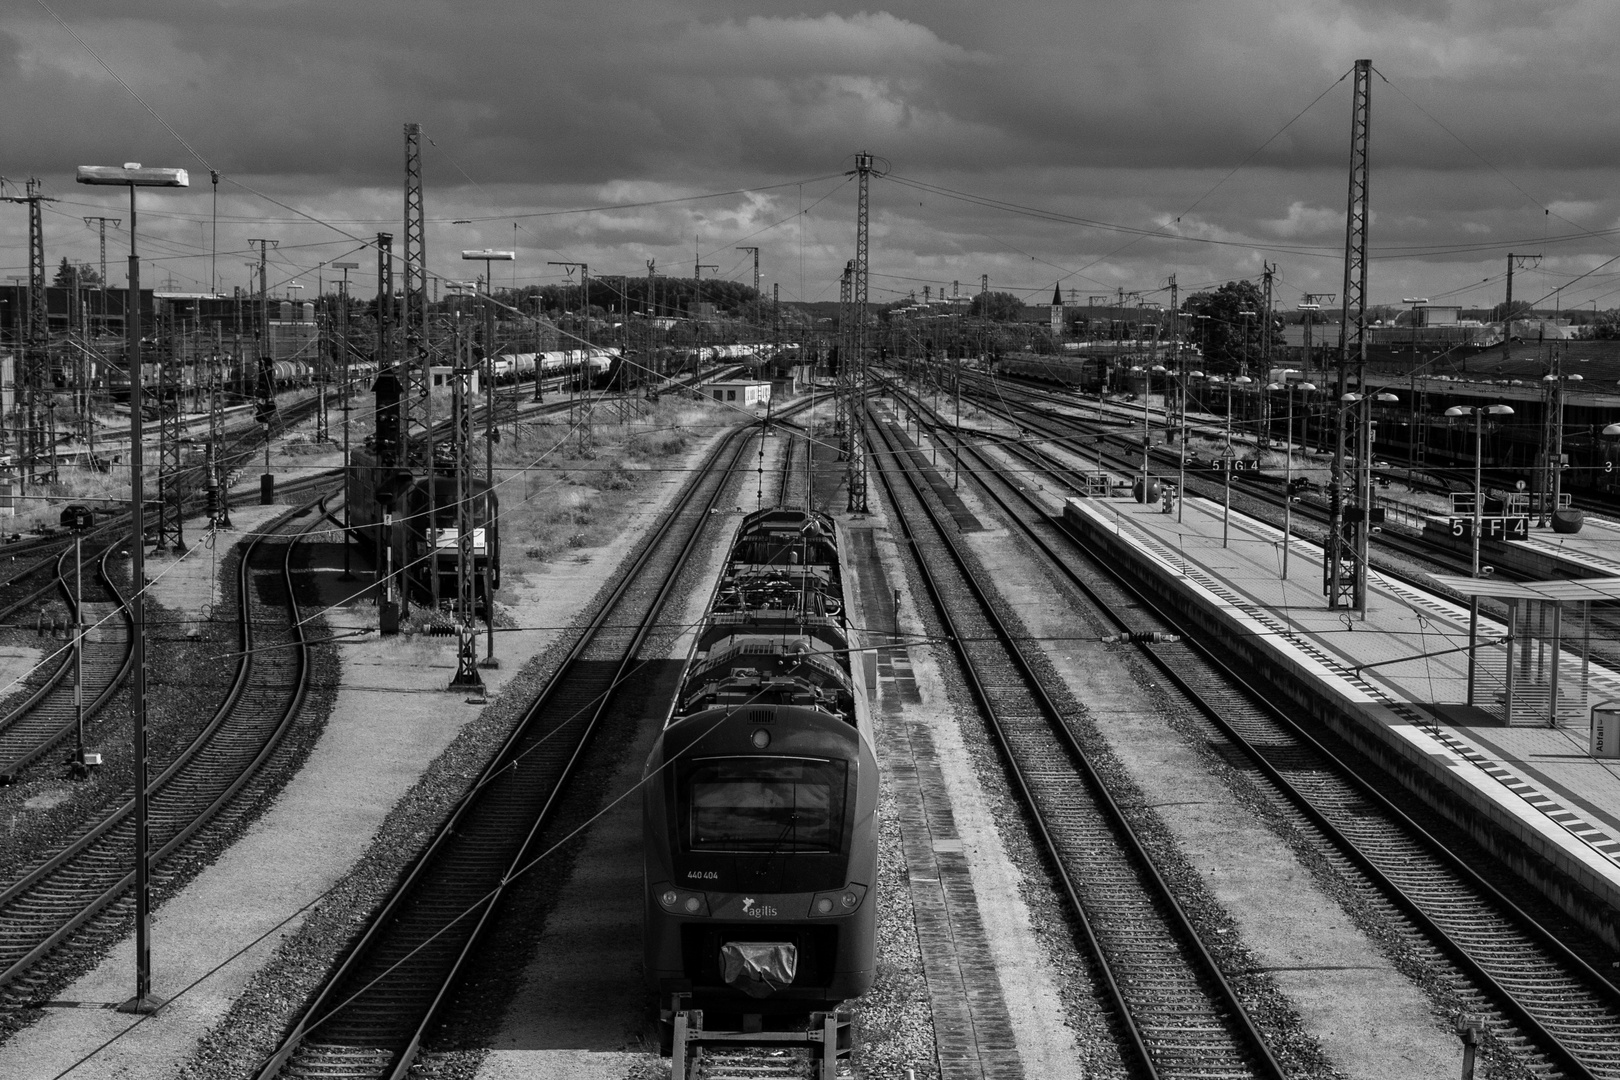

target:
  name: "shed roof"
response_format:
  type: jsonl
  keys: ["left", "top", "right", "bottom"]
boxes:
{"left": 1428, "top": 573, "right": 1620, "bottom": 603}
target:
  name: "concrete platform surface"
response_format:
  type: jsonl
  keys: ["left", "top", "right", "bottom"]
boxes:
{"left": 1065, "top": 492, "right": 1620, "bottom": 917}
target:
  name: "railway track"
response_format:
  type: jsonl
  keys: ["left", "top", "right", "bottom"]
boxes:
{"left": 0, "top": 540, "right": 133, "bottom": 781}
{"left": 0, "top": 495, "right": 327, "bottom": 1002}
{"left": 957, "top": 375, "right": 1620, "bottom": 675}
{"left": 891, "top": 382, "right": 1620, "bottom": 1078}
{"left": 864, "top": 404, "right": 1285, "bottom": 1079}
{"left": 251, "top": 425, "right": 758, "bottom": 1080}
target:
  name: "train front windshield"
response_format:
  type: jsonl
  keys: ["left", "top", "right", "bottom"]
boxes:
{"left": 686, "top": 758, "right": 846, "bottom": 854}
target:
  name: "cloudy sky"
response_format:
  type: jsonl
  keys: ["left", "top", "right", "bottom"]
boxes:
{"left": 3, "top": 0, "right": 1618, "bottom": 315}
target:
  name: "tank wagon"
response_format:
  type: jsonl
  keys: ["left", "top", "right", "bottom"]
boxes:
{"left": 642, "top": 507, "right": 876, "bottom": 1071}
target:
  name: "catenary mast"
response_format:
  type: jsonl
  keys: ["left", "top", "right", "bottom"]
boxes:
{"left": 1326, "top": 59, "right": 1372, "bottom": 612}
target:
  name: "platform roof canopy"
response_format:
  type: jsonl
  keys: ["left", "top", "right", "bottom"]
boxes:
{"left": 1429, "top": 574, "right": 1620, "bottom": 603}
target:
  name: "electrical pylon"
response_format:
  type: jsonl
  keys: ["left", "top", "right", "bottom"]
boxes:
{"left": 1327, "top": 58, "right": 1371, "bottom": 612}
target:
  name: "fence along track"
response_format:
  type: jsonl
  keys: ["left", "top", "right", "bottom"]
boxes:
{"left": 254, "top": 427, "right": 757, "bottom": 1080}
{"left": 897, "top": 382, "right": 1620, "bottom": 1079}
{"left": 0, "top": 497, "right": 325, "bottom": 998}
{"left": 865, "top": 406, "right": 1283, "bottom": 1079}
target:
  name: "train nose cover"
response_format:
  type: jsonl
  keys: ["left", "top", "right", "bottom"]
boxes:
{"left": 719, "top": 941, "right": 797, "bottom": 998}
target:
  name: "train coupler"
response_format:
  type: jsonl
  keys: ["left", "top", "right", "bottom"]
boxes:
{"left": 1100, "top": 630, "right": 1182, "bottom": 645}
{"left": 669, "top": 1006, "right": 852, "bottom": 1080}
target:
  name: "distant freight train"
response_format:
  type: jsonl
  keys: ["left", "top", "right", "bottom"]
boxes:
{"left": 643, "top": 507, "right": 875, "bottom": 1068}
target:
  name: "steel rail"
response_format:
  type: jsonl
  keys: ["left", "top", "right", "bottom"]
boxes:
{"left": 893, "top": 380, "right": 1620, "bottom": 1079}
{"left": 253, "top": 427, "right": 759, "bottom": 1080}
{"left": 864, "top": 405, "right": 1286, "bottom": 1079}
{"left": 0, "top": 496, "right": 325, "bottom": 993}
{"left": 0, "top": 541, "right": 134, "bottom": 780}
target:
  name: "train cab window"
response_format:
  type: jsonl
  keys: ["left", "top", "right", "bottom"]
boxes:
{"left": 685, "top": 757, "right": 846, "bottom": 854}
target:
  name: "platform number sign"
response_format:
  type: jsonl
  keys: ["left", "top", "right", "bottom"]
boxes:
{"left": 1450, "top": 516, "right": 1529, "bottom": 540}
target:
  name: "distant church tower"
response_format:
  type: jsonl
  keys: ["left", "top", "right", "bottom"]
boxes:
{"left": 1050, "top": 282, "right": 1064, "bottom": 337}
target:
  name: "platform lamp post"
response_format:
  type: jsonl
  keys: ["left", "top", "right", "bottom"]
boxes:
{"left": 1403, "top": 299, "right": 1428, "bottom": 463}
{"left": 1181, "top": 370, "right": 1205, "bottom": 523}
{"left": 333, "top": 262, "right": 360, "bottom": 580}
{"left": 462, "top": 250, "right": 513, "bottom": 670}
{"left": 1340, "top": 389, "right": 1399, "bottom": 616}
{"left": 1448, "top": 403, "right": 1515, "bottom": 703}
{"left": 1541, "top": 370, "right": 1582, "bottom": 527}
{"left": 76, "top": 161, "right": 189, "bottom": 1017}
{"left": 1266, "top": 377, "right": 1314, "bottom": 577}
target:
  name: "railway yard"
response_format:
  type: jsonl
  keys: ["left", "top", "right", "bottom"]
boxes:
{"left": 0, "top": 356, "right": 1611, "bottom": 1080}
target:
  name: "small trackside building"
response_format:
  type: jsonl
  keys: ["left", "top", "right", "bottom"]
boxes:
{"left": 706, "top": 380, "right": 773, "bottom": 408}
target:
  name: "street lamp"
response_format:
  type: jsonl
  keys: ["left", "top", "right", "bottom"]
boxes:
{"left": 76, "top": 161, "right": 189, "bottom": 1017}
{"left": 462, "top": 250, "right": 513, "bottom": 670}
{"left": 1267, "top": 377, "right": 1315, "bottom": 576}
{"left": 1446, "top": 403, "right": 1514, "bottom": 703}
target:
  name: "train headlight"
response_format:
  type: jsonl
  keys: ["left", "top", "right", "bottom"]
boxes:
{"left": 655, "top": 883, "right": 710, "bottom": 916}
{"left": 751, "top": 728, "right": 771, "bottom": 749}
{"left": 809, "top": 883, "right": 866, "bottom": 917}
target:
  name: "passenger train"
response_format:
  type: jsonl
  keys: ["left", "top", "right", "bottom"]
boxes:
{"left": 642, "top": 507, "right": 877, "bottom": 1054}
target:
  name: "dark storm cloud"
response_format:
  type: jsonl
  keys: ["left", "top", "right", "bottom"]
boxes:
{"left": 2, "top": 0, "right": 1618, "bottom": 306}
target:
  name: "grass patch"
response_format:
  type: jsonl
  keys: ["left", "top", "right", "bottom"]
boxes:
{"left": 492, "top": 395, "right": 730, "bottom": 579}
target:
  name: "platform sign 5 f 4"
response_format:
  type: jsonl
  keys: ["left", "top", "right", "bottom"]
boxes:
{"left": 1449, "top": 517, "right": 1529, "bottom": 541}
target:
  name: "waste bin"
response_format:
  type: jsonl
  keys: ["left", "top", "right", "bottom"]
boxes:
{"left": 1591, "top": 702, "right": 1620, "bottom": 758}
{"left": 1133, "top": 476, "right": 1161, "bottom": 504}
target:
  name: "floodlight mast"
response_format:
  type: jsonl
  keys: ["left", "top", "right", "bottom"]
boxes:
{"left": 75, "top": 162, "right": 189, "bottom": 1018}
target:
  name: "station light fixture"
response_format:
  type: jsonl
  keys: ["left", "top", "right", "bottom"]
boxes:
{"left": 76, "top": 159, "right": 189, "bottom": 1018}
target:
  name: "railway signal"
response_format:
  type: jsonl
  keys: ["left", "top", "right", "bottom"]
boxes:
{"left": 60, "top": 504, "right": 100, "bottom": 779}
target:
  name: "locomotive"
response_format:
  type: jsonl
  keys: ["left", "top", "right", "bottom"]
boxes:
{"left": 642, "top": 507, "right": 877, "bottom": 1058}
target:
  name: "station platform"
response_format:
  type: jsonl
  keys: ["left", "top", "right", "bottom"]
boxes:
{"left": 1062, "top": 490, "right": 1620, "bottom": 939}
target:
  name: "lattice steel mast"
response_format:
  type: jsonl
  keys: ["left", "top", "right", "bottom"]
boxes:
{"left": 1327, "top": 59, "right": 1371, "bottom": 611}
{"left": 836, "top": 260, "right": 853, "bottom": 451}
{"left": 156, "top": 297, "right": 185, "bottom": 549}
{"left": 2, "top": 180, "right": 56, "bottom": 479}
{"left": 846, "top": 151, "right": 874, "bottom": 514}
{"left": 403, "top": 123, "right": 430, "bottom": 469}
